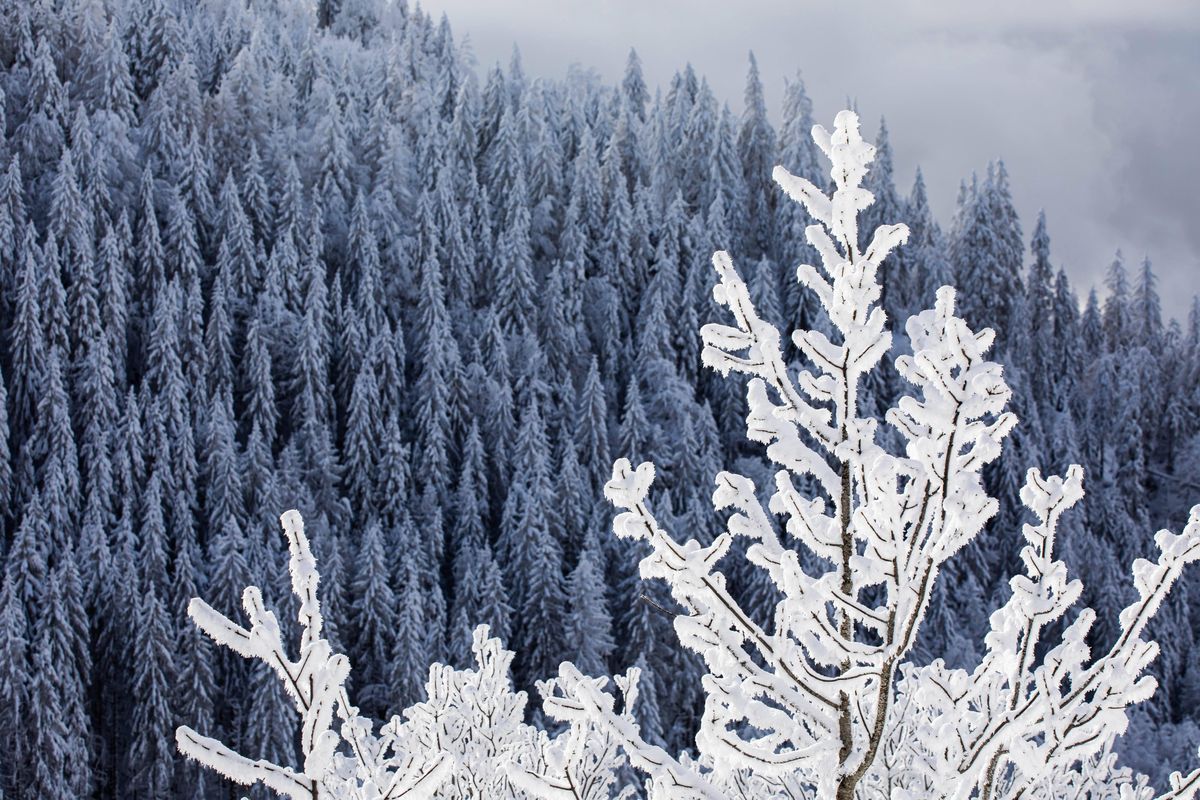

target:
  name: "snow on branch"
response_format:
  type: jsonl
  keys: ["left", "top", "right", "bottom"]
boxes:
{"left": 177, "top": 512, "right": 631, "bottom": 799}
{"left": 537, "top": 109, "right": 1200, "bottom": 800}
{"left": 177, "top": 510, "right": 449, "bottom": 799}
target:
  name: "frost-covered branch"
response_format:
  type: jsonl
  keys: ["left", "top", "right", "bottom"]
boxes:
{"left": 176, "top": 107, "right": 1200, "bottom": 800}
{"left": 901, "top": 500, "right": 1200, "bottom": 800}
{"left": 176, "top": 510, "right": 451, "bottom": 799}
{"left": 177, "top": 512, "right": 631, "bottom": 799}
{"left": 535, "top": 109, "right": 1200, "bottom": 800}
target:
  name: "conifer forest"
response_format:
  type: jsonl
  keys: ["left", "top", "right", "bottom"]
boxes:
{"left": 1, "top": 0, "right": 1199, "bottom": 798}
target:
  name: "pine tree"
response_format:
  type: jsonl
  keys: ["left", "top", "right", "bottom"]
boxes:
{"left": 42, "top": 558, "right": 92, "bottom": 796}
{"left": 953, "top": 163, "right": 1023, "bottom": 343}
{"left": 33, "top": 347, "right": 81, "bottom": 534}
{"left": 0, "top": 369, "right": 10, "bottom": 526}
{"left": 126, "top": 578, "right": 174, "bottom": 797}
{"left": 1026, "top": 210, "right": 1056, "bottom": 406}
{"left": 343, "top": 355, "right": 381, "bottom": 518}
{"left": 293, "top": 229, "right": 333, "bottom": 423}
{"left": 8, "top": 224, "right": 46, "bottom": 438}
{"left": 617, "top": 374, "right": 651, "bottom": 467}
{"left": 575, "top": 357, "right": 612, "bottom": 492}
{"left": 1133, "top": 256, "right": 1163, "bottom": 349}
{"left": 375, "top": 413, "right": 411, "bottom": 530}
{"left": 390, "top": 546, "right": 429, "bottom": 712}
{"left": 217, "top": 172, "right": 258, "bottom": 309}
{"left": 565, "top": 544, "right": 614, "bottom": 677}
{"left": 0, "top": 579, "right": 31, "bottom": 797}
{"left": 130, "top": 0, "right": 185, "bottom": 97}
{"left": 495, "top": 173, "right": 537, "bottom": 329}
{"left": 311, "top": 78, "right": 353, "bottom": 247}
{"left": 242, "top": 307, "right": 278, "bottom": 445}
{"left": 98, "top": 217, "right": 131, "bottom": 388}
{"left": 413, "top": 257, "right": 454, "bottom": 498}
{"left": 204, "top": 389, "right": 244, "bottom": 539}
{"left": 18, "top": 39, "right": 67, "bottom": 178}
{"left": 622, "top": 48, "right": 649, "bottom": 122}
{"left": 710, "top": 105, "right": 748, "bottom": 252}
{"left": 138, "top": 463, "right": 171, "bottom": 598}
{"left": 737, "top": 52, "right": 776, "bottom": 257}
{"left": 348, "top": 190, "right": 388, "bottom": 342}
{"left": 49, "top": 147, "right": 91, "bottom": 277}
{"left": 416, "top": 483, "right": 449, "bottom": 664}
{"left": 1104, "top": 251, "right": 1133, "bottom": 351}
{"left": 170, "top": 525, "right": 216, "bottom": 798}
{"left": 241, "top": 143, "right": 271, "bottom": 243}
{"left": 351, "top": 520, "right": 396, "bottom": 718}
{"left": 513, "top": 511, "right": 566, "bottom": 685}
{"left": 179, "top": 130, "right": 212, "bottom": 232}
{"left": 1081, "top": 288, "right": 1105, "bottom": 357}
{"left": 1051, "top": 268, "right": 1082, "bottom": 413}
{"left": 570, "top": 126, "right": 604, "bottom": 246}
{"left": 453, "top": 542, "right": 511, "bottom": 661}
{"left": 28, "top": 623, "right": 70, "bottom": 799}
{"left": 450, "top": 420, "right": 487, "bottom": 585}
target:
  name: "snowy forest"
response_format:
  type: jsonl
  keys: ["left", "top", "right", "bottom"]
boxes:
{"left": 0, "top": 0, "right": 1198, "bottom": 797}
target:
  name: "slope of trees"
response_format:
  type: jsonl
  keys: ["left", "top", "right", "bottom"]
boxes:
{"left": 0, "top": 0, "right": 1199, "bottom": 796}
{"left": 178, "top": 110, "right": 1200, "bottom": 800}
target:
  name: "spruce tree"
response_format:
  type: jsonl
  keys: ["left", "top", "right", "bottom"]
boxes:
{"left": 952, "top": 163, "right": 1023, "bottom": 342}
{"left": 0, "top": 369, "right": 12, "bottom": 523}
{"left": 351, "top": 520, "right": 397, "bottom": 718}
{"left": 1133, "top": 256, "right": 1164, "bottom": 349}
{"left": 8, "top": 224, "right": 46, "bottom": 438}
{"left": 343, "top": 354, "right": 382, "bottom": 519}
{"left": 390, "top": 546, "right": 429, "bottom": 712}
{"left": 565, "top": 544, "right": 614, "bottom": 677}
{"left": 126, "top": 578, "right": 174, "bottom": 798}
{"left": 0, "top": 579, "right": 31, "bottom": 797}
{"left": 1104, "top": 251, "right": 1133, "bottom": 351}
{"left": 737, "top": 52, "right": 776, "bottom": 257}
{"left": 495, "top": 172, "right": 537, "bottom": 329}
{"left": 28, "top": 624, "right": 71, "bottom": 799}
{"left": 622, "top": 48, "right": 649, "bottom": 122}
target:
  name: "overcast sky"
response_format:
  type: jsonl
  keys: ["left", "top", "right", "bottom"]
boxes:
{"left": 421, "top": 0, "right": 1200, "bottom": 322}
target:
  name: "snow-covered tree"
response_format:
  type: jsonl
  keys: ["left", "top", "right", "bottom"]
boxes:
{"left": 537, "top": 110, "right": 1200, "bottom": 800}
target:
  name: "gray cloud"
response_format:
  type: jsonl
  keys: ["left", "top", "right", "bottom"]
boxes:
{"left": 425, "top": 0, "right": 1200, "bottom": 321}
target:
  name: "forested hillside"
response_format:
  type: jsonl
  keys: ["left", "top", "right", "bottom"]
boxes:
{"left": 0, "top": 0, "right": 1197, "bottom": 797}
